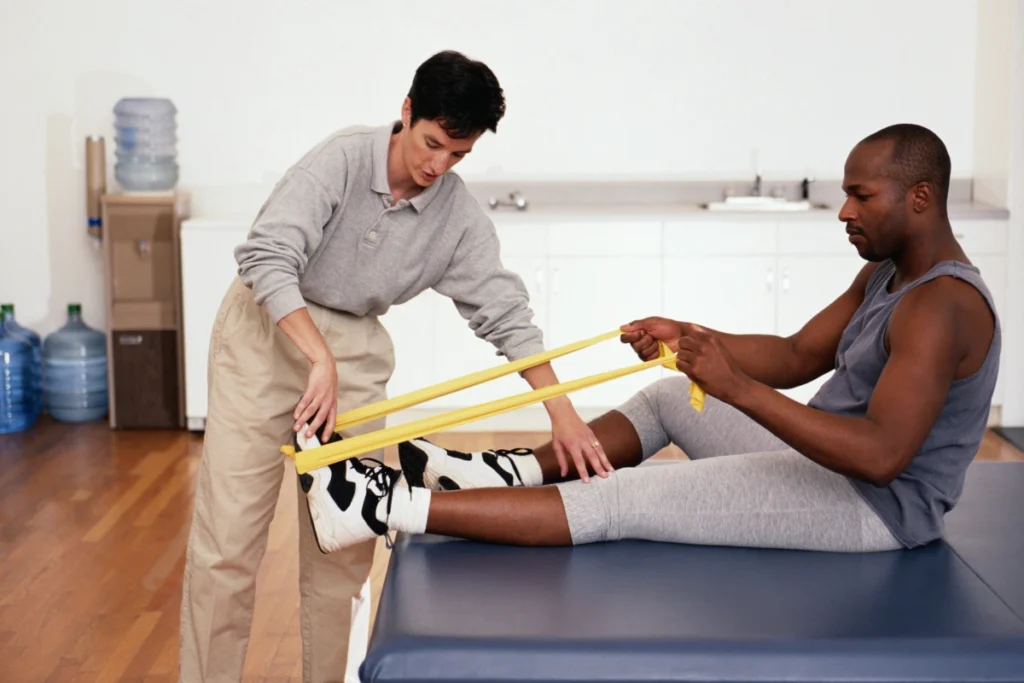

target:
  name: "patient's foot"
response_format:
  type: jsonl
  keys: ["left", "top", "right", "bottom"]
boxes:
{"left": 295, "top": 431, "right": 428, "bottom": 553}
{"left": 398, "top": 438, "right": 544, "bottom": 491}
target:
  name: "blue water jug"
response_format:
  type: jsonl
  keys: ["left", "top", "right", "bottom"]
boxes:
{"left": 1, "top": 303, "right": 43, "bottom": 412}
{"left": 0, "top": 310, "right": 39, "bottom": 434}
{"left": 42, "top": 303, "right": 109, "bottom": 423}
{"left": 113, "top": 97, "right": 178, "bottom": 191}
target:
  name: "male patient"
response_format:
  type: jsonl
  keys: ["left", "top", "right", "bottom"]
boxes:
{"left": 297, "top": 122, "right": 1001, "bottom": 554}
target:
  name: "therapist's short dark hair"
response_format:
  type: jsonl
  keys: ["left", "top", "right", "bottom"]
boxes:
{"left": 408, "top": 50, "right": 506, "bottom": 139}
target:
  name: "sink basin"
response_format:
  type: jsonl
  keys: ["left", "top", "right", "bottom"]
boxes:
{"left": 701, "top": 196, "right": 827, "bottom": 212}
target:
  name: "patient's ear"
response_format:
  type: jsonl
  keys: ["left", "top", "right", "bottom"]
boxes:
{"left": 911, "top": 183, "right": 931, "bottom": 213}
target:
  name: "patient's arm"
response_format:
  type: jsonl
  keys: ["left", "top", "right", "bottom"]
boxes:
{"left": 724, "top": 279, "right": 972, "bottom": 485}
{"left": 622, "top": 262, "right": 879, "bottom": 389}
{"left": 413, "top": 274, "right": 966, "bottom": 547}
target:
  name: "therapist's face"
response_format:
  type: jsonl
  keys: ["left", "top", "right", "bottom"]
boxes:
{"left": 400, "top": 98, "right": 479, "bottom": 187}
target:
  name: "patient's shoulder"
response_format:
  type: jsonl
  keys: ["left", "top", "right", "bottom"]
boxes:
{"left": 889, "top": 272, "right": 996, "bottom": 377}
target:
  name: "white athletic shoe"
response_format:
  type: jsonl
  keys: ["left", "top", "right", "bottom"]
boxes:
{"left": 294, "top": 430, "right": 404, "bottom": 554}
{"left": 398, "top": 438, "right": 539, "bottom": 491}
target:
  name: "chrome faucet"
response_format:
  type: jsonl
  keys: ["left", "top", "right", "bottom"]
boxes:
{"left": 487, "top": 191, "right": 529, "bottom": 211}
{"left": 750, "top": 148, "right": 762, "bottom": 196}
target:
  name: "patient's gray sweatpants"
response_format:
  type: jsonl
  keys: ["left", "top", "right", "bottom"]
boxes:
{"left": 554, "top": 376, "right": 903, "bottom": 552}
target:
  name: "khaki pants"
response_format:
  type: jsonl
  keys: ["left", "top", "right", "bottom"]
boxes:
{"left": 179, "top": 277, "right": 395, "bottom": 683}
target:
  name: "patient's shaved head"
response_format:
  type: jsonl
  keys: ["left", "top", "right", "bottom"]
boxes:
{"left": 840, "top": 123, "right": 954, "bottom": 262}
{"left": 857, "top": 123, "right": 951, "bottom": 216}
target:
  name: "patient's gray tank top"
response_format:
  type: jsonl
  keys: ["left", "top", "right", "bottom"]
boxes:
{"left": 808, "top": 259, "right": 1001, "bottom": 548}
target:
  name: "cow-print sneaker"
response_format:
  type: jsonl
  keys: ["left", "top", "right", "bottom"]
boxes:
{"left": 398, "top": 438, "right": 544, "bottom": 491}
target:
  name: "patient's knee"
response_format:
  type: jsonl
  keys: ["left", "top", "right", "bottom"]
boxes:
{"left": 558, "top": 474, "right": 623, "bottom": 544}
{"left": 648, "top": 374, "right": 692, "bottom": 395}
{"left": 639, "top": 375, "right": 693, "bottom": 411}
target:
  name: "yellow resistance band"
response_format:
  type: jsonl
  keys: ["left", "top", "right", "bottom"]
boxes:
{"left": 281, "top": 329, "right": 704, "bottom": 474}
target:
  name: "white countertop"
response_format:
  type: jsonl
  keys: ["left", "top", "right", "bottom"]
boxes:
{"left": 480, "top": 201, "right": 1010, "bottom": 223}
{"left": 180, "top": 201, "right": 1010, "bottom": 230}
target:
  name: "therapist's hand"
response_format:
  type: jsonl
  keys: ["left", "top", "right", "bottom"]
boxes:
{"left": 295, "top": 354, "right": 338, "bottom": 443}
{"left": 280, "top": 305, "right": 339, "bottom": 444}
{"left": 524, "top": 362, "right": 612, "bottom": 482}
{"left": 278, "top": 307, "right": 339, "bottom": 443}
{"left": 548, "top": 399, "right": 613, "bottom": 483}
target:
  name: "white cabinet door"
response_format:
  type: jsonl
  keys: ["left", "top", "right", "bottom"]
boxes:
{"left": 661, "top": 219, "right": 779, "bottom": 335}
{"left": 661, "top": 255, "right": 778, "bottom": 403}
{"left": 662, "top": 255, "right": 778, "bottom": 335}
{"left": 430, "top": 256, "right": 550, "bottom": 409}
{"left": 545, "top": 256, "right": 665, "bottom": 409}
{"left": 380, "top": 289, "right": 442, "bottom": 402}
{"left": 953, "top": 221, "right": 1009, "bottom": 408}
{"left": 775, "top": 254, "right": 866, "bottom": 403}
{"left": 970, "top": 254, "right": 1007, "bottom": 407}
{"left": 950, "top": 220, "right": 1009, "bottom": 258}
{"left": 180, "top": 222, "right": 250, "bottom": 428}
{"left": 775, "top": 255, "right": 866, "bottom": 335}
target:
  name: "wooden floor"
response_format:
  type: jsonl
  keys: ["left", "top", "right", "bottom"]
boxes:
{"left": 0, "top": 417, "right": 1021, "bottom": 683}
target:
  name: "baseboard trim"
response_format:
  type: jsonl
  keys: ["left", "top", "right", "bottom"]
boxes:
{"left": 988, "top": 404, "right": 1002, "bottom": 428}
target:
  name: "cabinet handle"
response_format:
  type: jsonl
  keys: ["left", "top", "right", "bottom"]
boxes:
{"left": 552, "top": 268, "right": 560, "bottom": 296}
{"left": 766, "top": 268, "right": 774, "bottom": 291}
{"left": 782, "top": 267, "right": 791, "bottom": 292}
{"left": 119, "top": 334, "right": 144, "bottom": 345}
{"left": 535, "top": 268, "right": 544, "bottom": 294}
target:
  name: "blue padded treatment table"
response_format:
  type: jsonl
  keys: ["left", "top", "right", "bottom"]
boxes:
{"left": 943, "top": 462, "right": 1024, "bottom": 621}
{"left": 362, "top": 462, "right": 1024, "bottom": 683}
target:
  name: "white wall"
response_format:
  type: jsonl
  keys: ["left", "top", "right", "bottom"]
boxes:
{"left": 0, "top": 0, "right": 980, "bottom": 337}
{"left": 973, "top": 0, "right": 1015, "bottom": 208}
{"left": 973, "top": 0, "right": 1024, "bottom": 426}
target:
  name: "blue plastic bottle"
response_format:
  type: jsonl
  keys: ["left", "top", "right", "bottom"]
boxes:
{"left": 114, "top": 97, "right": 179, "bottom": 191}
{"left": 42, "top": 303, "right": 109, "bottom": 423}
{"left": 1, "top": 303, "right": 43, "bottom": 413}
{"left": 0, "top": 310, "right": 38, "bottom": 434}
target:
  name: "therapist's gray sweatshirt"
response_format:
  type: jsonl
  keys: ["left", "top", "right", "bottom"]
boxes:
{"left": 234, "top": 122, "right": 545, "bottom": 362}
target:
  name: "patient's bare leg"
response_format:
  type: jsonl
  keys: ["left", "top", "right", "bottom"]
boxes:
{"left": 426, "top": 486, "right": 573, "bottom": 545}
{"left": 397, "top": 410, "right": 644, "bottom": 491}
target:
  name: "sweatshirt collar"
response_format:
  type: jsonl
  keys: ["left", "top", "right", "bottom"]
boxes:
{"left": 371, "top": 120, "right": 444, "bottom": 213}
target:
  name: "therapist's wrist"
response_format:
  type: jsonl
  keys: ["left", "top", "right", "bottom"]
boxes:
{"left": 544, "top": 395, "right": 576, "bottom": 419}
{"left": 310, "top": 341, "right": 334, "bottom": 366}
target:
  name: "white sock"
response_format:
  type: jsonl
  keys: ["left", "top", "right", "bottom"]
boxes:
{"left": 381, "top": 484, "right": 431, "bottom": 534}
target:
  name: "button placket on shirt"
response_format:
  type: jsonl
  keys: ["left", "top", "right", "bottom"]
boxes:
{"left": 365, "top": 197, "right": 410, "bottom": 245}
